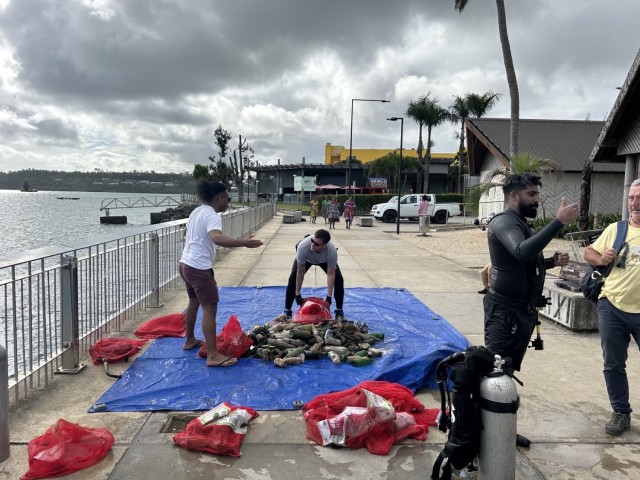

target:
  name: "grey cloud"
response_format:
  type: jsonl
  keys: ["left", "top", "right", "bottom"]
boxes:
{"left": 35, "top": 118, "right": 78, "bottom": 140}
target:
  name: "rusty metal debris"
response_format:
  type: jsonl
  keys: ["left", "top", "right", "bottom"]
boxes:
{"left": 245, "top": 315, "right": 384, "bottom": 368}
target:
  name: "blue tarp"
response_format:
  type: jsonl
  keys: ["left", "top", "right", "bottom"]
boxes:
{"left": 89, "top": 286, "right": 469, "bottom": 412}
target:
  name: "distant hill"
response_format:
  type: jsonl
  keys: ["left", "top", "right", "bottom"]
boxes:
{"left": 0, "top": 169, "right": 197, "bottom": 194}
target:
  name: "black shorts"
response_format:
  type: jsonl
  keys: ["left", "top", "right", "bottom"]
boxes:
{"left": 483, "top": 291, "right": 537, "bottom": 371}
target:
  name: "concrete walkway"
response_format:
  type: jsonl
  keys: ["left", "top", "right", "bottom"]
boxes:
{"left": 3, "top": 215, "right": 640, "bottom": 479}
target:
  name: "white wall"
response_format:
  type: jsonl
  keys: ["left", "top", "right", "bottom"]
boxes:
{"left": 475, "top": 152, "right": 624, "bottom": 220}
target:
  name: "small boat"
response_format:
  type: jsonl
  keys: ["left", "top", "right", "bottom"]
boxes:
{"left": 56, "top": 197, "right": 80, "bottom": 200}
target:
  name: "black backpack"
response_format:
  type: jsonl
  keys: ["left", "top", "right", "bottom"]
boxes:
{"left": 431, "top": 346, "right": 495, "bottom": 480}
{"left": 580, "top": 220, "right": 628, "bottom": 302}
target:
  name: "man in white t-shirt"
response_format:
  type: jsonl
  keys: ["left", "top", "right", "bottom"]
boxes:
{"left": 179, "top": 181, "right": 262, "bottom": 367}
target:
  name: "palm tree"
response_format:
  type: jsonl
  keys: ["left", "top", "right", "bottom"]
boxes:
{"left": 468, "top": 152, "right": 557, "bottom": 217}
{"left": 406, "top": 94, "right": 449, "bottom": 193}
{"left": 449, "top": 95, "right": 470, "bottom": 194}
{"left": 454, "top": 0, "right": 519, "bottom": 157}
{"left": 449, "top": 92, "right": 501, "bottom": 193}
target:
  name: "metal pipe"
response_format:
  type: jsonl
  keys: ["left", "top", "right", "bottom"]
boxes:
{"left": 56, "top": 255, "right": 85, "bottom": 375}
{"left": 387, "top": 117, "right": 404, "bottom": 235}
{"left": 348, "top": 98, "right": 390, "bottom": 197}
{"left": 147, "top": 233, "right": 162, "bottom": 308}
{"left": 0, "top": 343, "right": 9, "bottom": 462}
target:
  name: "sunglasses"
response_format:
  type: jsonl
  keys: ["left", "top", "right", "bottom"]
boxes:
{"left": 310, "top": 239, "right": 325, "bottom": 247}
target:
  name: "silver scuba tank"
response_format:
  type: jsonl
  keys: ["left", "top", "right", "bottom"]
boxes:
{"left": 478, "top": 354, "right": 519, "bottom": 480}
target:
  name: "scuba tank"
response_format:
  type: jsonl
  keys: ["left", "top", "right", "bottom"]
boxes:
{"left": 478, "top": 354, "right": 519, "bottom": 480}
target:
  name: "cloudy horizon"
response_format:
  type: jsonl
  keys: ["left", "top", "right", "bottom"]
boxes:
{"left": 1, "top": 0, "right": 639, "bottom": 174}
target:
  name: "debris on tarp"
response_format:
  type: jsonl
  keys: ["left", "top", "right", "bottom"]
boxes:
{"left": 244, "top": 313, "right": 385, "bottom": 367}
{"left": 292, "top": 297, "right": 332, "bottom": 324}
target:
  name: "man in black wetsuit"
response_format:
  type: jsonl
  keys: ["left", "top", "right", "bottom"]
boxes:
{"left": 485, "top": 174, "right": 578, "bottom": 446}
{"left": 484, "top": 173, "right": 578, "bottom": 371}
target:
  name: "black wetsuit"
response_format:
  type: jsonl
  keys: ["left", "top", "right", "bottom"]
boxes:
{"left": 483, "top": 209, "right": 564, "bottom": 370}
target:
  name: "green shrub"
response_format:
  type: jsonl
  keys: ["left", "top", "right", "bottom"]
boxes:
{"left": 531, "top": 213, "right": 622, "bottom": 238}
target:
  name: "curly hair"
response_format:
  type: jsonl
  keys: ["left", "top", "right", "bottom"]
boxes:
{"left": 195, "top": 180, "right": 228, "bottom": 203}
{"left": 502, "top": 173, "right": 542, "bottom": 197}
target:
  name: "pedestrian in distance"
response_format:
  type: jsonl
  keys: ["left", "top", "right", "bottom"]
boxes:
{"left": 327, "top": 197, "right": 340, "bottom": 230}
{"left": 179, "top": 180, "right": 263, "bottom": 367}
{"left": 283, "top": 229, "right": 346, "bottom": 321}
{"left": 418, "top": 194, "right": 430, "bottom": 236}
{"left": 321, "top": 197, "right": 330, "bottom": 224}
{"left": 310, "top": 196, "right": 320, "bottom": 224}
{"left": 583, "top": 178, "right": 640, "bottom": 436}
{"left": 484, "top": 173, "right": 578, "bottom": 446}
{"left": 343, "top": 197, "right": 356, "bottom": 229}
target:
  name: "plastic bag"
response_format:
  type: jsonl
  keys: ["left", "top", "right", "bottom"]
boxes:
{"left": 293, "top": 298, "right": 332, "bottom": 324}
{"left": 89, "top": 337, "right": 147, "bottom": 364}
{"left": 198, "top": 314, "right": 253, "bottom": 359}
{"left": 173, "top": 403, "right": 258, "bottom": 457}
{"left": 21, "top": 419, "right": 114, "bottom": 480}
{"left": 134, "top": 312, "right": 186, "bottom": 339}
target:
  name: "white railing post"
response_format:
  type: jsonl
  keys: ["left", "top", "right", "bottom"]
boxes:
{"left": 56, "top": 255, "right": 85, "bottom": 375}
{"left": 148, "top": 233, "right": 163, "bottom": 308}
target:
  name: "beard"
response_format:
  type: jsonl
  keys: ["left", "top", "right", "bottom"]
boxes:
{"left": 518, "top": 200, "right": 538, "bottom": 218}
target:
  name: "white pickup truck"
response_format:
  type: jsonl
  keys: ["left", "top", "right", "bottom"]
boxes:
{"left": 370, "top": 194, "right": 462, "bottom": 224}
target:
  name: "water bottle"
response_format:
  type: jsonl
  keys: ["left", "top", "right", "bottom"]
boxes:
{"left": 328, "top": 351, "right": 341, "bottom": 364}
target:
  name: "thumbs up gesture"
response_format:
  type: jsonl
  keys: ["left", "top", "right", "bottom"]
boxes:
{"left": 556, "top": 196, "right": 579, "bottom": 225}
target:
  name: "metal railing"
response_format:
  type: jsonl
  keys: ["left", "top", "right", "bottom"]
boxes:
{"left": 0, "top": 202, "right": 274, "bottom": 408}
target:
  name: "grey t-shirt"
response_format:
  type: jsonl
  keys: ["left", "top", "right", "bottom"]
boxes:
{"left": 296, "top": 236, "right": 338, "bottom": 269}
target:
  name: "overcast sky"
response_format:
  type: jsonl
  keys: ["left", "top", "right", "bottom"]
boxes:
{"left": 1, "top": 0, "right": 639, "bottom": 174}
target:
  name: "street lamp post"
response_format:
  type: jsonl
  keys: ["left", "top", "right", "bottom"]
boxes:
{"left": 348, "top": 98, "right": 390, "bottom": 197}
{"left": 387, "top": 117, "right": 404, "bottom": 235}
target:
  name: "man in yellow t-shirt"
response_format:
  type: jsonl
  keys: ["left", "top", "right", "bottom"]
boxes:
{"left": 584, "top": 178, "right": 640, "bottom": 436}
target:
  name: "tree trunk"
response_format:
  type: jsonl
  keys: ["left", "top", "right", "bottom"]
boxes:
{"left": 416, "top": 124, "right": 424, "bottom": 193}
{"left": 423, "top": 126, "right": 432, "bottom": 193}
{"left": 237, "top": 135, "right": 244, "bottom": 204}
{"left": 579, "top": 162, "right": 593, "bottom": 231}
{"left": 496, "top": 0, "right": 519, "bottom": 158}
{"left": 457, "top": 120, "right": 465, "bottom": 193}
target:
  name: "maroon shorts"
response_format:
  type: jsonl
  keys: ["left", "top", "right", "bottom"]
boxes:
{"left": 179, "top": 262, "right": 219, "bottom": 305}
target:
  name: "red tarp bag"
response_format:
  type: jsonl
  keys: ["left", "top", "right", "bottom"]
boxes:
{"left": 198, "top": 314, "right": 253, "bottom": 359}
{"left": 134, "top": 312, "right": 185, "bottom": 339}
{"left": 303, "top": 381, "right": 438, "bottom": 455}
{"left": 89, "top": 337, "right": 148, "bottom": 365}
{"left": 21, "top": 419, "right": 114, "bottom": 480}
{"left": 173, "top": 403, "right": 259, "bottom": 457}
{"left": 293, "top": 297, "right": 332, "bottom": 324}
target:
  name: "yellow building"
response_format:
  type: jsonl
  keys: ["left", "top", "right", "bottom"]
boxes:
{"left": 324, "top": 143, "right": 457, "bottom": 165}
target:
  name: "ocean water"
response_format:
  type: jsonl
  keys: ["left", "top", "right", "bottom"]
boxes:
{"left": 0, "top": 189, "right": 183, "bottom": 257}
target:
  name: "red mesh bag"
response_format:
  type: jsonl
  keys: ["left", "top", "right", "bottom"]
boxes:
{"left": 21, "top": 419, "right": 114, "bottom": 480}
{"left": 293, "top": 298, "right": 332, "bottom": 324}
{"left": 303, "top": 381, "right": 438, "bottom": 455}
{"left": 198, "top": 314, "right": 253, "bottom": 359}
{"left": 89, "top": 337, "right": 147, "bottom": 364}
{"left": 134, "top": 312, "right": 186, "bottom": 339}
{"left": 173, "top": 403, "right": 259, "bottom": 457}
